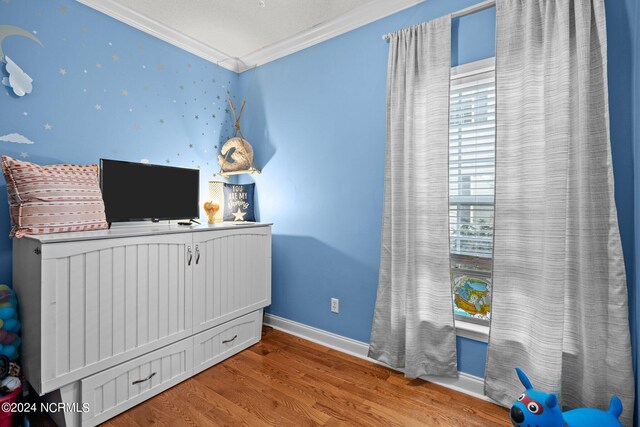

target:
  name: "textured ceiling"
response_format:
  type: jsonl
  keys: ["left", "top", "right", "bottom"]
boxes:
{"left": 113, "top": 0, "right": 374, "bottom": 58}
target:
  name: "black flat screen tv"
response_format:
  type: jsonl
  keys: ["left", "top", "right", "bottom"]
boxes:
{"left": 100, "top": 159, "right": 199, "bottom": 223}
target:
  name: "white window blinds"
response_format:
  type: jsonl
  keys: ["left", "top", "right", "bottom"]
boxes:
{"left": 449, "top": 62, "right": 495, "bottom": 259}
{"left": 449, "top": 59, "right": 495, "bottom": 323}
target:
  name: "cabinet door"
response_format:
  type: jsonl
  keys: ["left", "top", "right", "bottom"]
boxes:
{"left": 39, "top": 233, "right": 193, "bottom": 394}
{"left": 192, "top": 227, "right": 271, "bottom": 333}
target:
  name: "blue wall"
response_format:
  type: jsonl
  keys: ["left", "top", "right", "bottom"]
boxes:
{"left": 237, "top": 0, "right": 639, "bottom": 390}
{"left": 1, "top": 0, "right": 638, "bottom": 419}
{"left": 630, "top": 0, "right": 640, "bottom": 425}
{"left": 0, "top": 0, "right": 239, "bottom": 284}
{"left": 608, "top": 0, "right": 639, "bottom": 425}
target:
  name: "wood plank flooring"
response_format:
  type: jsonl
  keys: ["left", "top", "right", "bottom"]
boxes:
{"left": 100, "top": 327, "right": 510, "bottom": 426}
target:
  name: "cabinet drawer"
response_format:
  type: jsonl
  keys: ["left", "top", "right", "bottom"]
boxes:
{"left": 81, "top": 338, "right": 193, "bottom": 426}
{"left": 193, "top": 310, "right": 262, "bottom": 374}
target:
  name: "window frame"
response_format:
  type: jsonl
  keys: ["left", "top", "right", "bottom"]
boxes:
{"left": 449, "top": 57, "right": 495, "bottom": 341}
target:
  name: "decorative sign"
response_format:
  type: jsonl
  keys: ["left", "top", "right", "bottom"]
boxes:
{"left": 223, "top": 183, "right": 255, "bottom": 222}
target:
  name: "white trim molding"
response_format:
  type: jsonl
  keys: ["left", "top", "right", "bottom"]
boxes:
{"left": 76, "top": 0, "right": 425, "bottom": 73}
{"left": 75, "top": 0, "right": 242, "bottom": 72}
{"left": 263, "top": 313, "right": 490, "bottom": 401}
{"left": 455, "top": 320, "right": 490, "bottom": 343}
{"left": 238, "top": 0, "right": 425, "bottom": 72}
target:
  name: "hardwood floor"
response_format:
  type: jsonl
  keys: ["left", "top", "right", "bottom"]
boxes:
{"left": 98, "top": 327, "right": 510, "bottom": 426}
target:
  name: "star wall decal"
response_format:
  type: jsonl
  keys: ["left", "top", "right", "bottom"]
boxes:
{"left": 44, "top": 123, "right": 52, "bottom": 130}
{"left": 59, "top": 68, "right": 67, "bottom": 76}
{"left": 95, "top": 104, "right": 102, "bottom": 110}
{"left": 232, "top": 209, "right": 246, "bottom": 221}
{"left": 19, "top": 152, "right": 28, "bottom": 158}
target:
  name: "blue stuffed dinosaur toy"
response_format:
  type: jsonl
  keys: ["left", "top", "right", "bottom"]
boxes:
{"left": 510, "top": 368, "right": 623, "bottom": 427}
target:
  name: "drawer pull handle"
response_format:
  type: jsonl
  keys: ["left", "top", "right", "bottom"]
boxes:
{"left": 222, "top": 335, "right": 238, "bottom": 344}
{"left": 132, "top": 372, "right": 156, "bottom": 385}
{"left": 195, "top": 245, "right": 200, "bottom": 264}
{"left": 187, "top": 246, "right": 193, "bottom": 266}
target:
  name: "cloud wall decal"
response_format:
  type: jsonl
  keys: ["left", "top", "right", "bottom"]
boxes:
{"left": 0, "top": 133, "right": 35, "bottom": 144}
{"left": 2, "top": 56, "right": 33, "bottom": 97}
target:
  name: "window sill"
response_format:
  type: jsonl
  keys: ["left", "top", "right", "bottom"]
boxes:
{"left": 455, "top": 320, "right": 489, "bottom": 343}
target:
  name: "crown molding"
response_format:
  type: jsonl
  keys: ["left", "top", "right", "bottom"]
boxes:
{"left": 76, "top": 0, "right": 242, "bottom": 72}
{"left": 237, "top": 0, "right": 425, "bottom": 72}
{"left": 77, "top": 0, "right": 426, "bottom": 74}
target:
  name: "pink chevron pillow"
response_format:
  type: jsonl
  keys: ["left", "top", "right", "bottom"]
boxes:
{"left": 2, "top": 155, "right": 108, "bottom": 238}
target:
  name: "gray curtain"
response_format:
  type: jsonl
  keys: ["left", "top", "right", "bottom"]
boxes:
{"left": 485, "top": 1, "right": 635, "bottom": 425}
{"left": 368, "top": 15, "right": 457, "bottom": 378}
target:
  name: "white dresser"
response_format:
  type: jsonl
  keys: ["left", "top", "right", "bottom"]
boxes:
{"left": 12, "top": 223, "right": 271, "bottom": 426}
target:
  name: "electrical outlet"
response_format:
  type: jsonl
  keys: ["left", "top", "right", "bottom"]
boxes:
{"left": 331, "top": 298, "right": 339, "bottom": 313}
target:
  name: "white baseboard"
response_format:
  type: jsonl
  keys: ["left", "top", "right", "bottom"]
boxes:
{"left": 263, "top": 313, "right": 489, "bottom": 401}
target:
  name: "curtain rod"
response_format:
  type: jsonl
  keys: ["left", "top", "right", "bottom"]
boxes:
{"left": 382, "top": 0, "right": 496, "bottom": 41}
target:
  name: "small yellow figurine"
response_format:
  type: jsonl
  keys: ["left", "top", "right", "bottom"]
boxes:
{"left": 203, "top": 201, "right": 220, "bottom": 224}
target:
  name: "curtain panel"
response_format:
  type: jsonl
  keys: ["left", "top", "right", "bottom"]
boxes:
{"left": 368, "top": 15, "right": 457, "bottom": 378}
{"left": 485, "top": 1, "right": 634, "bottom": 424}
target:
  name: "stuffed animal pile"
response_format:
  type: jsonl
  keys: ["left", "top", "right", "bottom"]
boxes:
{"left": 510, "top": 368, "right": 623, "bottom": 427}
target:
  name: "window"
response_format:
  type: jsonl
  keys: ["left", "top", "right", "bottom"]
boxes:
{"left": 449, "top": 58, "right": 495, "bottom": 324}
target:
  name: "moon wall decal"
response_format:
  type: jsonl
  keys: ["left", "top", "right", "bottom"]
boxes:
{"left": 0, "top": 25, "right": 43, "bottom": 59}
